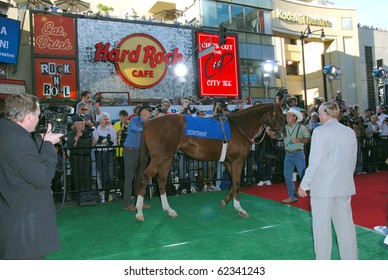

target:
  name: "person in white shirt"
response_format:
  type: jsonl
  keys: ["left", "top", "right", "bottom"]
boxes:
{"left": 376, "top": 105, "right": 388, "bottom": 126}
{"left": 92, "top": 112, "right": 117, "bottom": 201}
{"left": 298, "top": 101, "right": 358, "bottom": 260}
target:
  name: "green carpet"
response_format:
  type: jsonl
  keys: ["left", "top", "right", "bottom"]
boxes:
{"left": 48, "top": 191, "right": 388, "bottom": 260}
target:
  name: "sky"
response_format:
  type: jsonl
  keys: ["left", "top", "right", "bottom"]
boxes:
{"left": 333, "top": 0, "right": 388, "bottom": 30}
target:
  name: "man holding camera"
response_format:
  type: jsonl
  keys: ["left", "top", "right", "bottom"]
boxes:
{"left": 71, "top": 102, "right": 96, "bottom": 132}
{"left": 113, "top": 110, "right": 130, "bottom": 189}
{"left": 212, "top": 99, "right": 230, "bottom": 116}
{"left": 0, "top": 94, "right": 64, "bottom": 259}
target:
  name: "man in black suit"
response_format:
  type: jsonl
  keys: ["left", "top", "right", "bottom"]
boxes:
{"left": 0, "top": 94, "right": 64, "bottom": 259}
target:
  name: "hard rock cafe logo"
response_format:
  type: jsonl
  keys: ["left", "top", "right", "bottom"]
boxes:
{"left": 94, "top": 34, "right": 183, "bottom": 88}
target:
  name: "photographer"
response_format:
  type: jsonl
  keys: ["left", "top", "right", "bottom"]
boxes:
{"left": 178, "top": 99, "right": 193, "bottom": 115}
{"left": 308, "top": 97, "right": 325, "bottom": 117}
{"left": 381, "top": 117, "right": 388, "bottom": 136}
{"left": 275, "top": 87, "right": 289, "bottom": 111}
{"left": 75, "top": 90, "right": 100, "bottom": 121}
{"left": 212, "top": 99, "right": 230, "bottom": 116}
{"left": 161, "top": 99, "right": 172, "bottom": 114}
{"left": 153, "top": 104, "right": 167, "bottom": 118}
{"left": 332, "top": 90, "right": 350, "bottom": 124}
{"left": 93, "top": 112, "right": 117, "bottom": 201}
{"left": 67, "top": 121, "right": 93, "bottom": 192}
{"left": 113, "top": 110, "right": 129, "bottom": 189}
{"left": 71, "top": 102, "right": 96, "bottom": 133}
{"left": 364, "top": 115, "right": 380, "bottom": 173}
{"left": 0, "top": 94, "right": 63, "bottom": 260}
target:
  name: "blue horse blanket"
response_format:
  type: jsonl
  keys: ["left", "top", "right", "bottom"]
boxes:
{"left": 184, "top": 115, "right": 231, "bottom": 141}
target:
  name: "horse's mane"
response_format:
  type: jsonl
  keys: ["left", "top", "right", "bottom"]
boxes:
{"left": 227, "top": 103, "right": 274, "bottom": 120}
{"left": 226, "top": 103, "right": 276, "bottom": 138}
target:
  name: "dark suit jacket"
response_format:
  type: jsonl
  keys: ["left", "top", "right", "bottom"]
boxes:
{"left": 0, "top": 119, "right": 60, "bottom": 259}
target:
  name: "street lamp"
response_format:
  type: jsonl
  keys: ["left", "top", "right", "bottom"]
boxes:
{"left": 300, "top": 26, "right": 325, "bottom": 109}
{"left": 261, "top": 60, "right": 279, "bottom": 101}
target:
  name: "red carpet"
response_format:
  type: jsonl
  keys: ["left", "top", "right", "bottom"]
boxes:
{"left": 242, "top": 171, "right": 388, "bottom": 230}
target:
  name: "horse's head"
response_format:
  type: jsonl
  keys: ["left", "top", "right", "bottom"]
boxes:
{"left": 266, "top": 104, "right": 286, "bottom": 138}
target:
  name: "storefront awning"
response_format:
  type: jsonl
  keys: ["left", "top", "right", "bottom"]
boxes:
{"left": 148, "top": 1, "right": 176, "bottom": 14}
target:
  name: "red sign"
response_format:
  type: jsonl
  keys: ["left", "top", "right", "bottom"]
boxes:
{"left": 94, "top": 34, "right": 183, "bottom": 89}
{"left": 197, "top": 32, "right": 240, "bottom": 98}
{"left": 33, "top": 14, "right": 76, "bottom": 57}
{"left": 34, "top": 58, "right": 77, "bottom": 99}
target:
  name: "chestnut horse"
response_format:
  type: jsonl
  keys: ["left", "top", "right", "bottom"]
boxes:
{"left": 134, "top": 103, "right": 286, "bottom": 221}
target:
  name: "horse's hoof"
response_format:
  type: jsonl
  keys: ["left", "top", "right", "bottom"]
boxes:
{"left": 169, "top": 211, "right": 178, "bottom": 218}
{"left": 239, "top": 211, "right": 250, "bottom": 218}
{"left": 136, "top": 214, "right": 144, "bottom": 222}
{"left": 219, "top": 200, "right": 226, "bottom": 208}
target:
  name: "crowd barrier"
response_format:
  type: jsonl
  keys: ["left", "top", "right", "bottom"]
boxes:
{"left": 51, "top": 136, "right": 388, "bottom": 202}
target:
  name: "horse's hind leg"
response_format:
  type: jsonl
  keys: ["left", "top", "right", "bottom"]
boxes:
{"left": 157, "top": 158, "right": 178, "bottom": 218}
{"left": 219, "top": 162, "right": 233, "bottom": 208}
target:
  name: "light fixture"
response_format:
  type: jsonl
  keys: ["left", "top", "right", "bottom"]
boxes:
{"left": 262, "top": 61, "right": 278, "bottom": 75}
{"left": 372, "top": 67, "right": 386, "bottom": 79}
{"left": 320, "top": 29, "right": 326, "bottom": 41}
{"left": 173, "top": 63, "right": 188, "bottom": 77}
{"left": 323, "top": 65, "right": 343, "bottom": 81}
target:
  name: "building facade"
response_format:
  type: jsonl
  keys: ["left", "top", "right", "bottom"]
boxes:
{"left": 0, "top": 0, "right": 386, "bottom": 112}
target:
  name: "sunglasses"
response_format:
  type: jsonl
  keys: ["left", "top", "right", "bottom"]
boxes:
{"left": 80, "top": 108, "right": 87, "bottom": 111}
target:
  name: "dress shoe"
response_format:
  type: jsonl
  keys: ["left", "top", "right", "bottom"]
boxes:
{"left": 122, "top": 205, "right": 136, "bottom": 211}
{"left": 282, "top": 197, "right": 297, "bottom": 204}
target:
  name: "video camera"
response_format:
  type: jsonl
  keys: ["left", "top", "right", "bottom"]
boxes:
{"left": 189, "top": 106, "right": 198, "bottom": 114}
{"left": 36, "top": 105, "right": 72, "bottom": 134}
{"left": 154, "top": 104, "right": 167, "bottom": 114}
{"left": 215, "top": 99, "right": 228, "bottom": 114}
{"left": 91, "top": 95, "right": 100, "bottom": 104}
{"left": 276, "top": 87, "right": 292, "bottom": 106}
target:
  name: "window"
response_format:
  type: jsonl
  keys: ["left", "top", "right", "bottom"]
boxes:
{"left": 286, "top": 61, "right": 299, "bottom": 76}
{"left": 216, "top": 2, "right": 229, "bottom": 26}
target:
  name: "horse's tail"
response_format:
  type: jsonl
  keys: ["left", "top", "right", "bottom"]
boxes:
{"left": 134, "top": 131, "right": 149, "bottom": 196}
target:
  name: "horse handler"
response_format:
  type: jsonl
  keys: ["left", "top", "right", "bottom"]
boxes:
{"left": 122, "top": 105, "right": 153, "bottom": 211}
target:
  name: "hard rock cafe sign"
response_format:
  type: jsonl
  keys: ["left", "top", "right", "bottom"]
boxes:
{"left": 94, "top": 34, "right": 183, "bottom": 89}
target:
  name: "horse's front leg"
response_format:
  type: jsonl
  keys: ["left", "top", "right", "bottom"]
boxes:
{"left": 135, "top": 195, "right": 145, "bottom": 221}
{"left": 220, "top": 161, "right": 249, "bottom": 218}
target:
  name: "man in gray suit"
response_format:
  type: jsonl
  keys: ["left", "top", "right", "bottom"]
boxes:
{"left": 0, "top": 94, "right": 64, "bottom": 259}
{"left": 298, "top": 101, "right": 358, "bottom": 260}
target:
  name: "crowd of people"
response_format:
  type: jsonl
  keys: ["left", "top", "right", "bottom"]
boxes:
{"left": 17, "top": 89, "right": 386, "bottom": 203}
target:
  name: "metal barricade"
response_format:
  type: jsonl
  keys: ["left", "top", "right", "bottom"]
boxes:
{"left": 52, "top": 136, "right": 388, "bottom": 201}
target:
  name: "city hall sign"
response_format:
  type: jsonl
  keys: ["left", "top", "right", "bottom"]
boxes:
{"left": 275, "top": 9, "right": 332, "bottom": 28}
